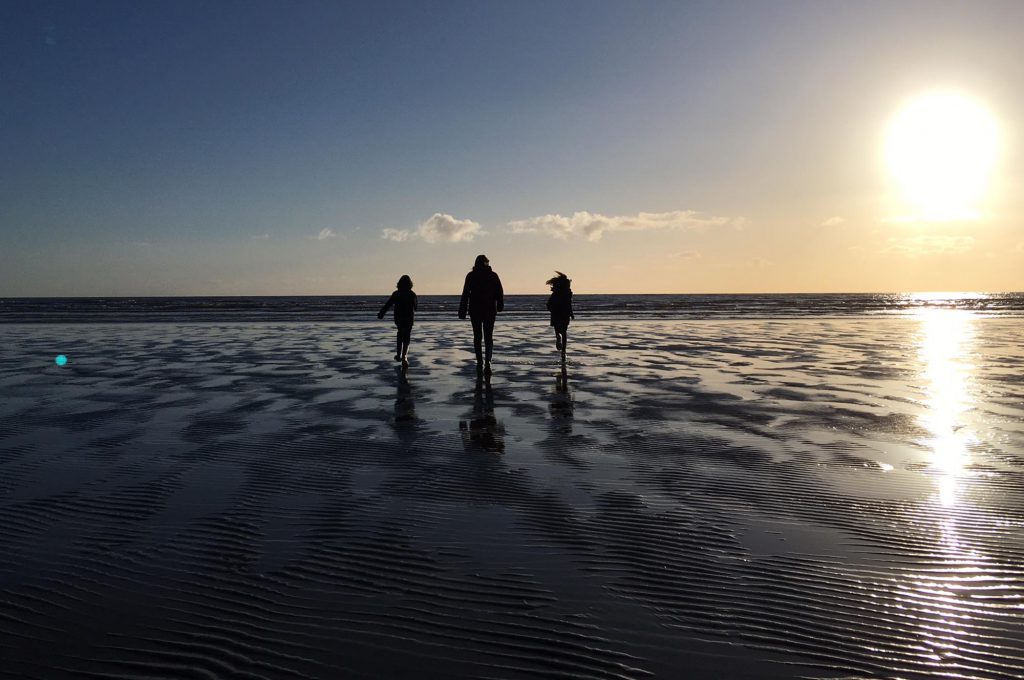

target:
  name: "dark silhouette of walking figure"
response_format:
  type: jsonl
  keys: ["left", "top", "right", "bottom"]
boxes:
{"left": 459, "top": 255, "right": 504, "bottom": 376}
{"left": 378, "top": 274, "right": 417, "bottom": 366}
{"left": 546, "top": 271, "right": 574, "bottom": 361}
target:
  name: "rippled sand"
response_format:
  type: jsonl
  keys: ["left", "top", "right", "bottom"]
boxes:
{"left": 1, "top": 315, "right": 1022, "bottom": 679}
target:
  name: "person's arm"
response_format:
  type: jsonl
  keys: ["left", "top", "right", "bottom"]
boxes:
{"left": 495, "top": 273, "right": 504, "bottom": 313}
{"left": 378, "top": 293, "right": 395, "bottom": 319}
{"left": 412, "top": 292, "right": 418, "bottom": 311}
{"left": 546, "top": 294, "right": 553, "bottom": 311}
{"left": 458, "top": 274, "right": 471, "bottom": 319}
{"left": 569, "top": 291, "right": 575, "bottom": 318}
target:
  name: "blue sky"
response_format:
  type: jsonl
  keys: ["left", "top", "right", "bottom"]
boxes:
{"left": 2, "top": 0, "right": 1021, "bottom": 294}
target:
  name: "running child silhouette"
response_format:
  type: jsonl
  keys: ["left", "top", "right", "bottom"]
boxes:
{"left": 546, "top": 271, "right": 574, "bottom": 360}
{"left": 378, "top": 275, "right": 418, "bottom": 365}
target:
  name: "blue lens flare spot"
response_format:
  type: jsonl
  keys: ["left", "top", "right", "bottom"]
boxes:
{"left": 55, "top": 354, "right": 68, "bottom": 366}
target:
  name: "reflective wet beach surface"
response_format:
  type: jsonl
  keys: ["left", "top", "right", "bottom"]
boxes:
{"left": 1, "top": 317, "right": 1022, "bottom": 678}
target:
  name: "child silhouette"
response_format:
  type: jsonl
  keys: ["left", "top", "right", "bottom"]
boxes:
{"left": 378, "top": 275, "right": 418, "bottom": 365}
{"left": 545, "top": 271, "right": 574, "bottom": 360}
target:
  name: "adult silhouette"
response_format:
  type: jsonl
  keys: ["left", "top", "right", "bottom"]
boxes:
{"left": 458, "top": 254, "right": 504, "bottom": 375}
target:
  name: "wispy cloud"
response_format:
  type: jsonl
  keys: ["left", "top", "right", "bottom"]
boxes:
{"left": 821, "top": 216, "right": 846, "bottom": 227}
{"left": 381, "top": 228, "right": 411, "bottom": 242}
{"left": 317, "top": 228, "right": 336, "bottom": 241}
{"left": 881, "top": 212, "right": 982, "bottom": 224}
{"left": 380, "top": 213, "right": 483, "bottom": 244}
{"left": 508, "top": 210, "right": 741, "bottom": 241}
{"left": 668, "top": 250, "right": 702, "bottom": 260}
{"left": 251, "top": 233, "right": 270, "bottom": 240}
{"left": 883, "top": 235, "right": 975, "bottom": 257}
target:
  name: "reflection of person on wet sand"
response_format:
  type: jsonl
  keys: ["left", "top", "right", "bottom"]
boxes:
{"left": 549, "top": 367, "right": 574, "bottom": 435}
{"left": 393, "top": 367, "right": 416, "bottom": 428}
{"left": 459, "top": 376, "right": 505, "bottom": 453}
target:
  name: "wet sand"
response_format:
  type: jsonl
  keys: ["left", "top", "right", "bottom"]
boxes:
{"left": 1, "top": 316, "right": 1023, "bottom": 679}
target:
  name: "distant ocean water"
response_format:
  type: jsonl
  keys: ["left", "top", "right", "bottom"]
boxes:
{"left": 1, "top": 293, "right": 1022, "bottom": 323}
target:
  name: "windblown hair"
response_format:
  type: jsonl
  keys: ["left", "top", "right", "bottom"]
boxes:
{"left": 545, "top": 271, "right": 571, "bottom": 291}
{"left": 396, "top": 274, "right": 413, "bottom": 291}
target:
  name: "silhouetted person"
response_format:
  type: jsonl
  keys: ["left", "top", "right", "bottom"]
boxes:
{"left": 458, "top": 254, "right": 504, "bottom": 375}
{"left": 378, "top": 274, "right": 417, "bottom": 365}
{"left": 546, "top": 271, "right": 574, "bottom": 361}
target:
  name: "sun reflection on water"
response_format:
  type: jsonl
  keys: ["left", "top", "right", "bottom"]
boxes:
{"left": 895, "top": 306, "right": 986, "bottom": 670}
{"left": 916, "top": 306, "right": 977, "bottom": 507}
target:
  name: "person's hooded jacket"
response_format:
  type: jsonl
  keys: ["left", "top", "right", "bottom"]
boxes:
{"left": 459, "top": 264, "right": 504, "bottom": 320}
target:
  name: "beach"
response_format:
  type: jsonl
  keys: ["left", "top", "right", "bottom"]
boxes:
{"left": 1, "top": 316, "right": 1023, "bottom": 678}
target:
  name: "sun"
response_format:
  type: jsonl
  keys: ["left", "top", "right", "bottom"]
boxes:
{"left": 885, "top": 91, "right": 998, "bottom": 221}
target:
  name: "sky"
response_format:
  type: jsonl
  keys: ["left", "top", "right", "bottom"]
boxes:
{"left": 2, "top": 0, "right": 1021, "bottom": 295}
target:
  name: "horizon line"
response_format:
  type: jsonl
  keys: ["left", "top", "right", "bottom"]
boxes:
{"left": 2, "top": 290, "right": 1019, "bottom": 299}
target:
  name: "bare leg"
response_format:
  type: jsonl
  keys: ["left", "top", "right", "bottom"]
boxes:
{"left": 399, "top": 325, "right": 412, "bottom": 361}
{"left": 554, "top": 324, "right": 568, "bottom": 356}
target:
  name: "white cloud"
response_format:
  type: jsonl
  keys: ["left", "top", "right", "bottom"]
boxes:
{"left": 378, "top": 213, "right": 483, "bottom": 244}
{"left": 883, "top": 235, "right": 975, "bottom": 257}
{"left": 821, "top": 216, "right": 846, "bottom": 227}
{"left": 418, "top": 213, "right": 482, "bottom": 243}
{"left": 381, "top": 228, "right": 411, "bottom": 242}
{"left": 317, "top": 228, "right": 336, "bottom": 240}
{"left": 251, "top": 233, "right": 270, "bottom": 240}
{"left": 508, "top": 210, "right": 741, "bottom": 241}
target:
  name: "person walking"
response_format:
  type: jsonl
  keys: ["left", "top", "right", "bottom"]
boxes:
{"left": 545, "top": 271, "right": 574, "bottom": 361}
{"left": 458, "top": 254, "right": 504, "bottom": 376}
{"left": 378, "top": 274, "right": 418, "bottom": 366}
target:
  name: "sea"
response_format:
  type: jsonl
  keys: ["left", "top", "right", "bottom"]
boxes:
{"left": 1, "top": 292, "right": 1022, "bottom": 323}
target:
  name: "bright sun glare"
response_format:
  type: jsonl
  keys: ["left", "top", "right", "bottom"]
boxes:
{"left": 886, "top": 91, "right": 998, "bottom": 221}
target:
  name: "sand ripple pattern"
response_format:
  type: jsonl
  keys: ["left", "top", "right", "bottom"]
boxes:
{"left": 1, "top": 318, "right": 1023, "bottom": 678}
